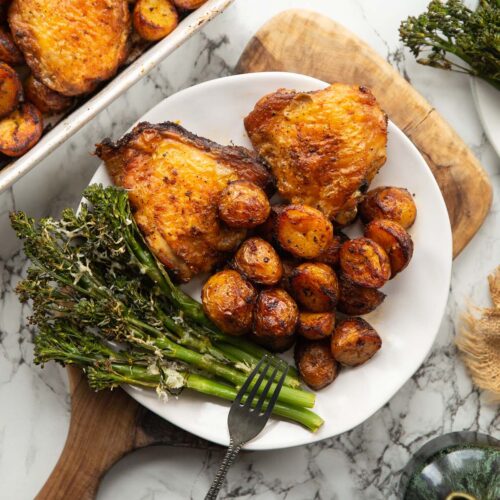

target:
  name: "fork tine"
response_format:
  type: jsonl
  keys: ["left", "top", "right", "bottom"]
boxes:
{"left": 262, "top": 362, "right": 289, "bottom": 419}
{"left": 234, "top": 355, "right": 268, "bottom": 406}
{"left": 253, "top": 362, "right": 280, "bottom": 414}
{"left": 242, "top": 356, "right": 273, "bottom": 409}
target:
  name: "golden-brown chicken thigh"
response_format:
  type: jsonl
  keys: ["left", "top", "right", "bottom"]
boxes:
{"left": 96, "top": 122, "right": 273, "bottom": 282}
{"left": 244, "top": 84, "right": 388, "bottom": 222}
{"left": 8, "top": 0, "right": 130, "bottom": 96}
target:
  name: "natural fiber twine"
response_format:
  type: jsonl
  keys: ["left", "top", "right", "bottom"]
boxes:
{"left": 456, "top": 266, "right": 500, "bottom": 401}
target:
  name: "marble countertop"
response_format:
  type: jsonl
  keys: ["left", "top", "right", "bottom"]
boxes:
{"left": 1, "top": 1, "right": 499, "bottom": 498}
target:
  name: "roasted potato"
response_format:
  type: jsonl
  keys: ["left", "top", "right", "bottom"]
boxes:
{"left": 339, "top": 238, "right": 390, "bottom": 289}
{"left": 316, "top": 231, "right": 349, "bottom": 267}
{"left": 172, "top": 0, "right": 207, "bottom": 9}
{"left": 0, "top": 102, "right": 43, "bottom": 157}
{"left": 218, "top": 180, "right": 271, "bottom": 229}
{"left": 295, "top": 338, "right": 339, "bottom": 390}
{"left": 289, "top": 262, "right": 339, "bottom": 312}
{"left": 275, "top": 204, "right": 333, "bottom": 259}
{"left": 232, "top": 237, "right": 282, "bottom": 286}
{"left": 334, "top": 206, "right": 358, "bottom": 227}
{"left": 359, "top": 186, "right": 417, "bottom": 229}
{"left": 0, "top": 27, "right": 23, "bottom": 66}
{"left": 331, "top": 317, "right": 382, "bottom": 366}
{"left": 133, "top": 0, "right": 178, "bottom": 42}
{"left": 297, "top": 311, "right": 335, "bottom": 340}
{"left": 252, "top": 288, "right": 298, "bottom": 352}
{"left": 201, "top": 270, "right": 257, "bottom": 336}
{"left": 365, "top": 219, "right": 414, "bottom": 277}
{"left": 24, "top": 75, "right": 73, "bottom": 116}
{"left": 0, "top": 63, "right": 22, "bottom": 119}
{"left": 337, "top": 272, "right": 386, "bottom": 315}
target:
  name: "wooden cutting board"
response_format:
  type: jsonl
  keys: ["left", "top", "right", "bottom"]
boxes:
{"left": 37, "top": 10, "right": 492, "bottom": 499}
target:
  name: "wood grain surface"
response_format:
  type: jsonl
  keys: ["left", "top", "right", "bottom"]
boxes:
{"left": 37, "top": 9, "right": 492, "bottom": 498}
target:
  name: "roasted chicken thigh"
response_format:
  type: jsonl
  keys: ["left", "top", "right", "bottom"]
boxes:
{"left": 96, "top": 122, "right": 273, "bottom": 282}
{"left": 244, "top": 84, "right": 388, "bottom": 222}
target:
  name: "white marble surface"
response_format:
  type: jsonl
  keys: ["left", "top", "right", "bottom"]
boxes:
{"left": 0, "top": 0, "right": 499, "bottom": 498}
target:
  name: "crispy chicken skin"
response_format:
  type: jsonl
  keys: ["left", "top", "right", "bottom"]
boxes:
{"left": 244, "top": 84, "right": 388, "bottom": 221}
{"left": 96, "top": 122, "right": 273, "bottom": 282}
{"left": 8, "top": 0, "right": 130, "bottom": 96}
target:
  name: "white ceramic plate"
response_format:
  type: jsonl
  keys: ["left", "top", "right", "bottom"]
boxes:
{"left": 471, "top": 77, "right": 500, "bottom": 157}
{"left": 88, "top": 72, "right": 452, "bottom": 450}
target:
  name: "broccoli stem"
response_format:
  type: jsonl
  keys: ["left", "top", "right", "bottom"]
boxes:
{"left": 107, "top": 365, "right": 323, "bottom": 432}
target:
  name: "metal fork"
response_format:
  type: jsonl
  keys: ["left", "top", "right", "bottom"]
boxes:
{"left": 204, "top": 354, "right": 289, "bottom": 500}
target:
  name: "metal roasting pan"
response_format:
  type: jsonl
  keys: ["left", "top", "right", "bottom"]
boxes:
{"left": 0, "top": 0, "right": 234, "bottom": 193}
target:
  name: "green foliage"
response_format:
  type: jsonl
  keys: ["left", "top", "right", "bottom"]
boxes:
{"left": 400, "top": 0, "right": 500, "bottom": 90}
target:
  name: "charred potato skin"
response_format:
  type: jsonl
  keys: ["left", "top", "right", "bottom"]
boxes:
{"left": 0, "top": 62, "right": 22, "bottom": 119}
{"left": 359, "top": 186, "right": 417, "bottom": 229}
{"left": 364, "top": 219, "right": 414, "bottom": 277}
{"left": 275, "top": 204, "right": 334, "bottom": 259}
{"left": 133, "top": 0, "right": 179, "bottom": 42}
{"left": 232, "top": 237, "right": 283, "bottom": 286}
{"left": 24, "top": 75, "right": 73, "bottom": 115}
{"left": 339, "top": 237, "right": 391, "bottom": 289}
{"left": 0, "top": 26, "right": 24, "bottom": 66}
{"left": 295, "top": 339, "right": 339, "bottom": 390}
{"left": 252, "top": 288, "right": 298, "bottom": 352}
{"left": 289, "top": 262, "right": 339, "bottom": 312}
{"left": 201, "top": 270, "right": 257, "bottom": 336}
{"left": 316, "top": 231, "right": 349, "bottom": 268}
{"left": 331, "top": 317, "right": 382, "bottom": 367}
{"left": 337, "top": 272, "right": 386, "bottom": 315}
{"left": 297, "top": 311, "right": 335, "bottom": 340}
{"left": 172, "top": 0, "right": 206, "bottom": 9}
{"left": 0, "top": 102, "right": 43, "bottom": 156}
{"left": 218, "top": 180, "right": 271, "bottom": 229}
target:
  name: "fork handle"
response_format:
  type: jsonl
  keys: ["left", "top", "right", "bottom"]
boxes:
{"left": 205, "top": 439, "right": 242, "bottom": 499}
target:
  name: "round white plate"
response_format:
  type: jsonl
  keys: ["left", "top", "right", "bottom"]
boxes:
{"left": 471, "top": 77, "right": 500, "bottom": 156}
{"left": 89, "top": 72, "right": 452, "bottom": 450}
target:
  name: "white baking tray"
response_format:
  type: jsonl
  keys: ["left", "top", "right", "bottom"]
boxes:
{"left": 0, "top": 0, "right": 234, "bottom": 193}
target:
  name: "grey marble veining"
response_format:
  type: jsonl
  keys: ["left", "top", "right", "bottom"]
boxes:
{"left": 0, "top": 1, "right": 499, "bottom": 499}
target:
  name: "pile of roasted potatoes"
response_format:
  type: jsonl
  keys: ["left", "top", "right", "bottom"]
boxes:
{"left": 202, "top": 181, "right": 417, "bottom": 391}
{"left": 0, "top": 0, "right": 207, "bottom": 163}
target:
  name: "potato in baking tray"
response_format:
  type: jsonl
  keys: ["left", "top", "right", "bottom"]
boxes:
{"left": 0, "top": 63, "right": 22, "bottom": 119}
{"left": 8, "top": 0, "right": 131, "bottom": 96}
{"left": 133, "top": 0, "right": 178, "bottom": 42}
{"left": 0, "top": 103, "right": 43, "bottom": 157}
{"left": 24, "top": 76, "right": 74, "bottom": 116}
{"left": 0, "top": 26, "right": 24, "bottom": 66}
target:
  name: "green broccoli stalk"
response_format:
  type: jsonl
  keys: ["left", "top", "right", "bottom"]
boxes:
{"left": 400, "top": 0, "right": 500, "bottom": 91}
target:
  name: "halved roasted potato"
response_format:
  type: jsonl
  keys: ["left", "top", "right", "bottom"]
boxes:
{"left": 252, "top": 288, "right": 298, "bottom": 352}
{"left": 133, "top": 0, "right": 178, "bottom": 42}
{"left": 289, "top": 262, "right": 339, "bottom": 312}
{"left": 172, "top": 0, "right": 206, "bottom": 9}
{"left": 0, "top": 62, "right": 22, "bottom": 119}
{"left": 201, "top": 270, "right": 257, "bottom": 336}
{"left": 333, "top": 206, "right": 358, "bottom": 227}
{"left": 232, "top": 237, "right": 282, "bottom": 286}
{"left": 275, "top": 204, "right": 333, "bottom": 259}
{"left": 295, "top": 338, "right": 339, "bottom": 390}
{"left": 339, "top": 237, "right": 390, "bottom": 289}
{"left": 0, "top": 102, "right": 43, "bottom": 156}
{"left": 359, "top": 186, "right": 417, "bottom": 229}
{"left": 331, "top": 317, "right": 382, "bottom": 366}
{"left": 364, "top": 219, "right": 414, "bottom": 277}
{"left": 337, "top": 272, "right": 386, "bottom": 315}
{"left": 24, "top": 75, "right": 74, "bottom": 115}
{"left": 297, "top": 311, "right": 335, "bottom": 340}
{"left": 218, "top": 180, "right": 271, "bottom": 229}
{"left": 0, "top": 27, "right": 24, "bottom": 66}
{"left": 316, "top": 231, "right": 349, "bottom": 267}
